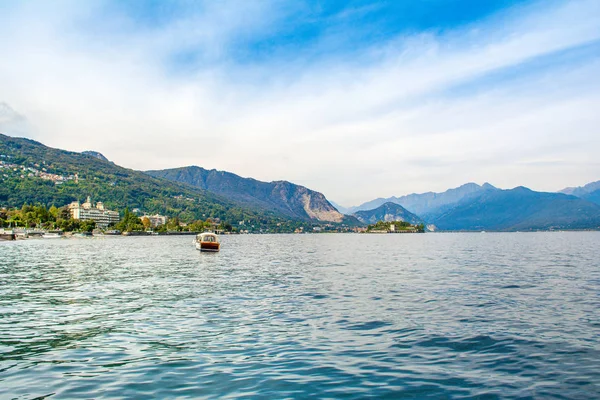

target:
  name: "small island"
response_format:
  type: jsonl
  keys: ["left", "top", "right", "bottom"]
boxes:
{"left": 366, "top": 220, "right": 425, "bottom": 233}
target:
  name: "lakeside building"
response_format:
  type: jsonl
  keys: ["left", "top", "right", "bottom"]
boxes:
{"left": 140, "top": 214, "right": 168, "bottom": 228}
{"left": 68, "top": 197, "right": 120, "bottom": 228}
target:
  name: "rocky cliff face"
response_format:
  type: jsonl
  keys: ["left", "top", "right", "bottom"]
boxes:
{"left": 146, "top": 166, "right": 345, "bottom": 222}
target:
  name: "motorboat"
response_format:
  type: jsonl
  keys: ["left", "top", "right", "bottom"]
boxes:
{"left": 0, "top": 229, "right": 16, "bottom": 241}
{"left": 73, "top": 232, "right": 93, "bottom": 238}
{"left": 195, "top": 232, "right": 220, "bottom": 252}
{"left": 43, "top": 231, "right": 64, "bottom": 239}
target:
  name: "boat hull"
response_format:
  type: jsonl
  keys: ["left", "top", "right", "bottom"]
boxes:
{"left": 43, "top": 233, "right": 63, "bottom": 239}
{"left": 195, "top": 242, "right": 220, "bottom": 252}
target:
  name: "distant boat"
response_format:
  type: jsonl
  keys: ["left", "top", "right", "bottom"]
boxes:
{"left": 195, "top": 232, "right": 220, "bottom": 252}
{"left": 73, "top": 232, "right": 93, "bottom": 238}
{"left": 43, "top": 231, "right": 64, "bottom": 239}
{"left": 104, "top": 230, "right": 121, "bottom": 235}
{"left": 0, "top": 229, "right": 16, "bottom": 241}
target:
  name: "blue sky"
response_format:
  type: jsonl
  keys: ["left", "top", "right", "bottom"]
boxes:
{"left": 0, "top": 0, "right": 599, "bottom": 205}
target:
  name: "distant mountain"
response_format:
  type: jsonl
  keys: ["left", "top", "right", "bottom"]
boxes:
{"left": 348, "top": 183, "right": 497, "bottom": 216}
{"left": 353, "top": 202, "right": 423, "bottom": 225}
{"left": 0, "top": 133, "right": 287, "bottom": 224}
{"left": 582, "top": 190, "right": 600, "bottom": 206}
{"left": 559, "top": 180, "right": 600, "bottom": 206}
{"left": 81, "top": 151, "right": 109, "bottom": 162}
{"left": 146, "top": 166, "right": 349, "bottom": 223}
{"left": 431, "top": 187, "right": 600, "bottom": 231}
{"left": 329, "top": 201, "right": 350, "bottom": 215}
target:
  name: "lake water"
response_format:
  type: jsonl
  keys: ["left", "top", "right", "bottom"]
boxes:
{"left": 1, "top": 233, "right": 599, "bottom": 399}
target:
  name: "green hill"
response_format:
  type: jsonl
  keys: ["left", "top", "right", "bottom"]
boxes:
{"left": 0, "top": 133, "right": 286, "bottom": 225}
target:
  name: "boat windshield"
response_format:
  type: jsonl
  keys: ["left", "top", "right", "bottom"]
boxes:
{"left": 200, "top": 234, "right": 218, "bottom": 242}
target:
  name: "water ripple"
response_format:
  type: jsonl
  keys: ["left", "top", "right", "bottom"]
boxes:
{"left": 1, "top": 232, "right": 599, "bottom": 398}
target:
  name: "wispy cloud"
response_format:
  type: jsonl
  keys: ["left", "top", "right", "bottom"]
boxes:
{"left": 0, "top": 0, "right": 599, "bottom": 205}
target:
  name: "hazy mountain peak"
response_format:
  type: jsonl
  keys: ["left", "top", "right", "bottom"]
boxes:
{"left": 558, "top": 180, "right": 600, "bottom": 206}
{"left": 353, "top": 202, "right": 423, "bottom": 225}
{"left": 559, "top": 180, "right": 600, "bottom": 195}
{"left": 349, "top": 182, "right": 498, "bottom": 216}
{"left": 431, "top": 187, "right": 600, "bottom": 231}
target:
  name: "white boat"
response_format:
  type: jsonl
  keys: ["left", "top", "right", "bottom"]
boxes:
{"left": 43, "top": 231, "right": 64, "bottom": 239}
{"left": 73, "top": 232, "right": 93, "bottom": 238}
{"left": 195, "top": 232, "right": 220, "bottom": 252}
{"left": 0, "top": 229, "right": 16, "bottom": 241}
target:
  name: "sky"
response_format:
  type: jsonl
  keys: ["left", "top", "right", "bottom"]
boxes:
{"left": 0, "top": 0, "right": 599, "bottom": 206}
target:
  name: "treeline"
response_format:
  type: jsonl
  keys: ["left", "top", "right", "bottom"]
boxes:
{"left": 0, "top": 204, "right": 235, "bottom": 233}
{"left": 367, "top": 220, "right": 425, "bottom": 232}
{"left": 0, "top": 204, "right": 96, "bottom": 232}
{"left": 115, "top": 208, "right": 232, "bottom": 233}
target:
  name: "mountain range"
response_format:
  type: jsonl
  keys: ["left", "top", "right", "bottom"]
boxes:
{"left": 559, "top": 181, "right": 600, "bottom": 206}
{"left": 1, "top": 132, "right": 599, "bottom": 232}
{"left": 430, "top": 187, "right": 600, "bottom": 231}
{"left": 0, "top": 133, "right": 262, "bottom": 223}
{"left": 0, "top": 134, "right": 351, "bottom": 230}
{"left": 146, "top": 166, "right": 348, "bottom": 223}
{"left": 341, "top": 182, "right": 600, "bottom": 231}
{"left": 345, "top": 183, "right": 497, "bottom": 216}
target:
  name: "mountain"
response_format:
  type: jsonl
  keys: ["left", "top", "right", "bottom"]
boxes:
{"left": 329, "top": 201, "right": 350, "bottom": 215}
{"left": 431, "top": 187, "right": 600, "bottom": 231}
{"left": 353, "top": 202, "right": 423, "bottom": 225}
{"left": 81, "top": 151, "right": 109, "bottom": 162}
{"left": 559, "top": 180, "right": 600, "bottom": 206}
{"left": 347, "top": 183, "right": 497, "bottom": 216}
{"left": 0, "top": 133, "right": 285, "bottom": 224}
{"left": 146, "top": 166, "right": 348, "bottom": 223}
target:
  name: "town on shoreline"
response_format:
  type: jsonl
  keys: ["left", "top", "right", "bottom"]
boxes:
{"left": 0, "top": 195, "right": 425, "bottom": 240}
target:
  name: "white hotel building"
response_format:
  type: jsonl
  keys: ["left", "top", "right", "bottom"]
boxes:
{"left": 68, "top": 197, "right": 120, "bottom": 228}
{"left": 140, "top": 214, "right": 168, "bottom": 228}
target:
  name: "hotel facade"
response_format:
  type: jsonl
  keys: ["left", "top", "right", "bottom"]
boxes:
{"left": 68, "top": 197, "right": 120, "bottom": 228}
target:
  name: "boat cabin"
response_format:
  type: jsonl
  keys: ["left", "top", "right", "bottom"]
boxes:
{"left": 195, "top": 232, "right": 220, "bottom": 252}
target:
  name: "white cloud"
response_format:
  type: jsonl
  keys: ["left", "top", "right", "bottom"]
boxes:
{"left": 0, "top": 0, "right": 599, "bottom": 205}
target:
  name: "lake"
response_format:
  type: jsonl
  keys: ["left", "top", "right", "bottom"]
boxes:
{"left": 1, "top": 232, "right": 599, "bottom": 399}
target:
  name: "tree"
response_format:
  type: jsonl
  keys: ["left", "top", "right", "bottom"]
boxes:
{"left": 80, "top": 220, "right": 96, "bottom": 233}
{"left": 166, "top": 216, "right": 181, "bottom": 231}
{"left": 115, "top": 208, "right": 144, "bottom": 232}
{"left": 49, "top": 205, "right": 59, "bottom": 220}
{"left": 141, "top": 216, "right": 151, "bottom": 230}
